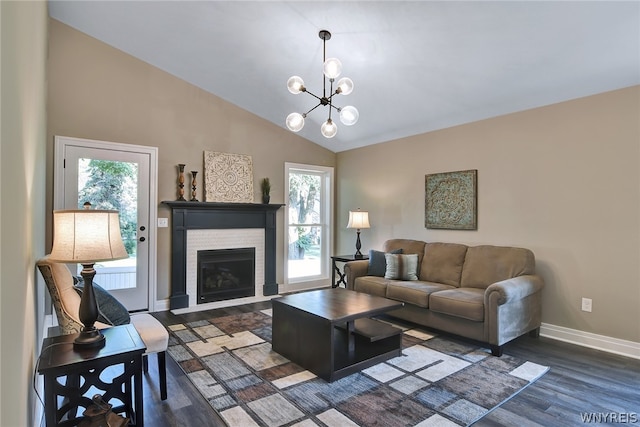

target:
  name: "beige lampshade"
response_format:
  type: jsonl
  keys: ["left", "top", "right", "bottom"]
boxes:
{"left": 49, "top": 210, "right": 128, "bottom": 263}
{"left": 347, "top": 210, "right": 370, "bottom": 229}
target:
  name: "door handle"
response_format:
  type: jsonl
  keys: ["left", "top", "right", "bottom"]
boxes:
{"left": 139, "top": 237, "right": 146, "bottom": 242}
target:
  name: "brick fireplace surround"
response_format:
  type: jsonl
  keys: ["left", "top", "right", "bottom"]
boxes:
{"left": 163, "top": 201, "right": 284, "bottom": 310}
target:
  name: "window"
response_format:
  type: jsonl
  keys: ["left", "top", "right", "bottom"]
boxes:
{"left": 284, "top": 163, "right": 333, "bottom": 289}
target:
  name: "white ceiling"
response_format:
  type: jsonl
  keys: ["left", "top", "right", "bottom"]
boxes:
{"left": 49, "top": 1, "right": 640, "bottom": 153}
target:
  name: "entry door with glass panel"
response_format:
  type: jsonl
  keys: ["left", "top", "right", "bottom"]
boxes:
{"left": 55, "top": 137, "right": 154, "bottom": 312}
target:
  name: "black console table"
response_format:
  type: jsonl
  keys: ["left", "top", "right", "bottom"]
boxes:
{"left": 38, "top": 324, "right": 146, "bottom": 427}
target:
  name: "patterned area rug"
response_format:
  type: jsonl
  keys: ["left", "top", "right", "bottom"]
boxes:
{"left": 166, "top": 309, "right": 548, "bottom": 427}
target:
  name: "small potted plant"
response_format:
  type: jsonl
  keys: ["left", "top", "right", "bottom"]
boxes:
{"left": 260, "top": 177, "right": 271, "bottom": 204}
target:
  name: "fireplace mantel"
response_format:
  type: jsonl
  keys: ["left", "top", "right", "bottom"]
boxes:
{"left": 163, "top": 201, "right": 284, "bottom": 309}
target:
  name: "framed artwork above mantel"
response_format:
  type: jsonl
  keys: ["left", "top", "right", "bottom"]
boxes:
{"left": 204, "top": 151, "right": 254, "bottom": 203}
{"left": 425, "top": 169, "right": 477, "bottom": 230}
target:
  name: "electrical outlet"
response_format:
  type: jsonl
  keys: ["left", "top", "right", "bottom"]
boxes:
{"left": 581, "top": 297, "right": 592, "bottom": 312}
{"left": 157, "top": 218, "right": 169, "bottom": 228}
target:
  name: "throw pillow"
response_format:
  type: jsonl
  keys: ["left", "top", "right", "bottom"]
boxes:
{"left": 74, "top": 277, "right": 131, "bottom": 326}
{"left": 384, "top": 253, "right": 419, "bottom": 281}
{"left": 368, "top": 248, "right": 403, "bottom": 276}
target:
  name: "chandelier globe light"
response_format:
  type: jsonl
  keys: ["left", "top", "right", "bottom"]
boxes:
{"left": 287, "top": 76, "right": 305, "bottom": 94}
{"left": 286, "top": 30, "right": 359, "bottom": 139}
{"left": 286, "top": 112, "right": 305, "bottom": 132}
{"left": 323, "top": 58, "right": 342, "bottom": 79}
{"left": 321, "top": 119, "right": 338, "bottom": 138}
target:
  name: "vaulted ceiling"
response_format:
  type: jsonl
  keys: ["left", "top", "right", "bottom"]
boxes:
{"left": 49, "top": 1, "right": 640, "bottom": 153}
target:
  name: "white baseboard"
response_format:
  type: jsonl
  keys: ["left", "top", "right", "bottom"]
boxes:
{"left": 155, "top": 282, "right": 330, "bottom": 314}
{"left": 171, "top": 295, "right": 278, "bottom": 315}
{"left": 280, "top": 281, "right": 331, "bottom": 294}
{"left": 540, "top": 322, "right": 640, "bottom": 360}
{"left": 153, "top": 298, "right": 170, "bottom": 312}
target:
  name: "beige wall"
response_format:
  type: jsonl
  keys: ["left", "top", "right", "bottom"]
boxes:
{"left": 45, "top": 18, "right": 639, "bottom": 345}
{"left": 1, "top": 1, "right": 48, "bottom": 425}
{"left": 336, "top": 86, "right": 640, "bottom": 343}
{"left": 47, "top": 20, "right": 336, "bottom": 302}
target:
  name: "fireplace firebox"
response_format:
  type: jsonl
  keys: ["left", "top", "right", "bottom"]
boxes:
{"left": 197, "top": 248, "right": 255, "bottom": 303}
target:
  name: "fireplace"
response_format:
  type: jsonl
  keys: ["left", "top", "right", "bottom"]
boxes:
{"left": 197, "top": 248, "right": 255, "bottom": 303}
{"left": 163, "top": 201, "right": 284, "bottom": 310}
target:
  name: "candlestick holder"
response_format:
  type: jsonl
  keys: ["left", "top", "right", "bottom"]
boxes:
{"left": 190, "top": 171, "right": 199, "bottom": 201}
{"left": 177, "top": 164, "right": 186, "bottom": 201}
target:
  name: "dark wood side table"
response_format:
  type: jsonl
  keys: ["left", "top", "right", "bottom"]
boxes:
{"left": 38, "top": 324, "right": 146, "bottom": 427}
{"left": 331, "top": 254, "right": 369, "bottom": 288}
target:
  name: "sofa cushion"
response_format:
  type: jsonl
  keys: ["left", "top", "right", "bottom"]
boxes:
{"left": 386, "top": 281, "right": 456, "bottom": 308}
{"left": 383, "top": 239, "right": 426, "bottom": 270}
{"left": 354, "top": 276, "right": 388, "bottom": 298}
{"left": 461, "top": 245, "right": 536, "bottom": 289}
{"left": 419, "top": 242, "right": 468, "bottom": 287}
{"left": 368, "top": 248, "right": 403, "bottom": 277}
{"left": 385, "top": 254, "right": 419, "bottom": 280}
{"left": 429, "top": 288, "right": 485, "bottom": 321}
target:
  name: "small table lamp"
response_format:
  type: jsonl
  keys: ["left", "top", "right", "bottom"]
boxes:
{"left": 347, "top": 208, "right": 370, "bottom": 258}
{"left": 49, "top": 207, "right": 128, "bottom": 349}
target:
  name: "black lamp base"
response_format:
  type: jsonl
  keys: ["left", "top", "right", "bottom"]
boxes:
{"left": 74, "top": 328, "right": 105, "bottom": 349}
{"left": 354, "top": 230, "right": 363, "bottom": 258}
{"left": 74, "top": 263, "right": 106, "bottom": 350}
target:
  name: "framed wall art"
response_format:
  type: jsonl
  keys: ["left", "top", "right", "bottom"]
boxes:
{"left": 204, "top": 151, "right": 254, "bottom": 203}
{"left": 425, "top": 169, "right": 477, "bottom": 230}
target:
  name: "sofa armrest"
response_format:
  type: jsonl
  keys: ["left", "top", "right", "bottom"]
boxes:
{"left": 344, "top": 260, "right": 370, "bottom": 290}
{"left": 485, "top": 274, "right": 544, "bottom": 305}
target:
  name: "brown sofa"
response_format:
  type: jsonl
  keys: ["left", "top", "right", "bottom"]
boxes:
{"left": 344, "top": 239, "right": 544, "bottom": 356}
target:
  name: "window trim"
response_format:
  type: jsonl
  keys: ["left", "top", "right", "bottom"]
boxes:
{"left": 283, "top": 162, "right": 334, "bottom": 290}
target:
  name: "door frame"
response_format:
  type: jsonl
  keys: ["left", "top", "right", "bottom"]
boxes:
{"left": 53, "top": 135, "right": 159, "bottom": 312}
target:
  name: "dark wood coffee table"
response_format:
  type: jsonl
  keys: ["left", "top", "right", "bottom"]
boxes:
{"left": 272, "top": 288, "right": 404, "bottom": 382}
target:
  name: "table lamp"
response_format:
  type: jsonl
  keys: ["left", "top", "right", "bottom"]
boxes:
{"left": 48, "top": 206, "right": 128, "bottom": 349}
{"left": 347, "top": 208, "right": 370, "bottom": 258}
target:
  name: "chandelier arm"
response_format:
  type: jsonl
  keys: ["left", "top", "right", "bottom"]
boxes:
{"left": 327, "top": 89, "right": 341, "bottom": 103}
{"left": 303, "top": 90, "right": 323, "bottom": 103}
{"left": 328, "top": 79, "right": 335, "bottom": 120}
{"left": 303, "top": 102, "right": 324, "bottom": 116}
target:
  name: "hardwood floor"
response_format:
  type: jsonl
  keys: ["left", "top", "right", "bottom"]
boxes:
{"left": 475, "top": 336, "right": 640, "bottom": 426}
{"left": 144, "top": 302, "right": 640, "bottom": 427}
{"left": 142, "top": 349, "right": 226, "bottom": 426}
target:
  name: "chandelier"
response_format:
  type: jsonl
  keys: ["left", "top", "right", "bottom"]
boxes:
{"left": 286, "top": 30, "right": 359, "bottom": 139}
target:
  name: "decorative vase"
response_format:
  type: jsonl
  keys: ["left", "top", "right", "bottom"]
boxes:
{"left": 190, "top": 171, "right": 198, "bottom": 201}
{"left": 177, "top": 164, "right": 186, "bottom": 201}
{"left": 262, "top": 194, "right": 270, "bottom": 204}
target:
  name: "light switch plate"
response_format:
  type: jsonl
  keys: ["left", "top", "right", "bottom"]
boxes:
{"left": 157, "top": 218, "right": 168, "bottom": 228}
